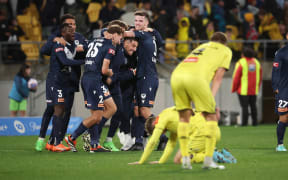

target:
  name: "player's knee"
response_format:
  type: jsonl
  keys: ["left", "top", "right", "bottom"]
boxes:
{"left": 134, "top": 106, "right": 139, "bottom": 117}
{"left": 91, "top": 115, "right": 102, "bottom": 124}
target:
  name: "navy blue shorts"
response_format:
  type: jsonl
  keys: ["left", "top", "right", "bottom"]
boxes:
{"left": 275, "top": 88, "right": 288, "bottom": 115}
{"left": 136, "top": 76, "right": 158, "bottom": 107}
{"left": 46, "top": 72, "right": 70, "bottom": 105}
{"left": 81, "top": 75, "right": 111, "bottom": 110}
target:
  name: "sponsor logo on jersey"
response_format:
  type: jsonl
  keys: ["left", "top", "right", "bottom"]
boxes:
{"left": 14, "top": 120, "right": 25, "bottom": 134}
{"left": 183, "top": 57, "right": 198, "bottom": 62}
{"left": 85, "top": 60, "right": 93, "bottom": 65}
{"left": 273, "top": 62, "right": 279, "bottom": 68}
{"left": 55, "top": 47, "right": 64, "bottom": 52}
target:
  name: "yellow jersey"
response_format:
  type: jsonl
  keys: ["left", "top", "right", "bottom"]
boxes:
{"left": 138, "top": 107, "right": 206, "bottom": 164}
{"left": 173, "top": 41, "right": 232, "bottom": 83}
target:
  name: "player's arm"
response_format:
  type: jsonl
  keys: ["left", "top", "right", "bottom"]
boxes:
{"left": 128, "top": 128, "right": 163, "bottom": 165}
{"left": 211, "top": 67, "right": 226, "bottom": 97}
{"left": 231, "top": 62, "right": 242, "bottom": 93}
{"left": 272, "top": 52, "right": 282, "bottom": 93}
{"left": 157, "top": 132, "right": 177, "bottom": 164}
{"left": 54, "top": 45, "right": 85, "bottom": 66}
{"left": 102, "top": 59, "right": 113, "bottom": 77}
{"left": 124, "top": 31, "right": 135, "bottom": 38}
{"left": 102, "top": 47, "right": 115, "bottom": 77}
{"left": 40, "top": 34, "right": 57, "bottom": 56}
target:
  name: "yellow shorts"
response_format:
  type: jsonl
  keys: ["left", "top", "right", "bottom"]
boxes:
{"left": 170, "top": 72, "right": 215, "bottom": 113}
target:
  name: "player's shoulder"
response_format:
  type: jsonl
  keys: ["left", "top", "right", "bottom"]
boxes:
{"left": 52, "top": 41, "right": 64, "bottom": 52}
{"left": 275, "top": 45, "right": 288, "bottom": 57}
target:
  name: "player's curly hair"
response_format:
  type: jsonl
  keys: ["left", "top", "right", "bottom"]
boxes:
{"left": 145, "top": 115, "right": 156, "bottom": 135}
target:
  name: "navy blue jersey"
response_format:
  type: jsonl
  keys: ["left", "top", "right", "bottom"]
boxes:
{"left": 106, "top": 44, "right": 125, "bottom": 94}
{"left": 41, "top": 29, "right": 87, "bottom": 92}
{"left": 134, "top": 31, "right": 159, "bottom": 78}
{"left": 84, "top": 38, "right": 115, "bottom": 77}
{"left": 272, "top": 44, "right": 288, "bottom": 91}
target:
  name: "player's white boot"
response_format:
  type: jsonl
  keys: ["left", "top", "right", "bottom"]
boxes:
{"left": 203, "top": 157, "right": 225, "bottom": 170}
{"left": 182, "top": 156, "right": 192, "bottom": 170}
{"left": 121, "top": 134, "right": 135, "bottom": 151}
{"left": 117, "top": 131, "right": 125, "bottom": 145}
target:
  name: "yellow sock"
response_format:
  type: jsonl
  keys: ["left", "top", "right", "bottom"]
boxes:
{"left": 191, "top": 152, "right": 205, "bottom": 163}
{"left": 205, "top": 121, "right": 218, "bottom": 157}
{"left": 178, "top": 122, "right": 189, "bottom": 157}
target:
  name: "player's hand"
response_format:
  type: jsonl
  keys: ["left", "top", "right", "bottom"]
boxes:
{"left": 54, "top": 37, "right": 66, "bottom": 46}
{"left": 275, "top": 89, "right": 279, "bottom": 94}
{"left": 149, "top": 161, "right": 159, "bottom": 164}
{"left": 144, "top": 28, "right": 154, "bottom": 32}
{"left": 128, "top": 161, "right": 139, "bottom": 165}
{"left": 106, "top": 77, "right": 112, "bottom": 85}
{"left": 76, "top": 45, "right": 84, "bottom": 52}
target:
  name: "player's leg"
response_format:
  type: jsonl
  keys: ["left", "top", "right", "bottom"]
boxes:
{"left": 60, "top": 91, "right": 75, "bottom": 141}
{"left": 171, "top": 73, "right": 193, "bottom": 169}
{"left": 238, "top": 94, "right": 249, "bottom": 126}
{"left": 275, "top": 92, "right": 288, "bottom": 151}
{"left": 35, "top": 78, "right": 55, "bottom": 151}
{"left": 249, "top": 95, "right": 258, "bottom": 126}
{"left": 103, "top": 94, "right": 122, "bottom": 151}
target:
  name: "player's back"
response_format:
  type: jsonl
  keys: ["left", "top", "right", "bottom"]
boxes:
{"left": 156, "top": 107, "right": 179, "bottom": 134}
{"left": 174, "top": 41, "right": 232, "bottom": 82}
{"left": 84, "top": 38, "right": 115, "bottom": 77}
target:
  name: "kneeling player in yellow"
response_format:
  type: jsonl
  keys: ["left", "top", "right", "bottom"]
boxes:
{"left": 128, "top": 107, "right": 236, "bottom": 165}
{"left": 170, "top": 32, "right": 232, "bottom": 169}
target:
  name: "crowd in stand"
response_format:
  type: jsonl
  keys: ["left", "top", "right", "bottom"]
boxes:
{"left": 1, "top": 0, "right": 288, "bottom": 62}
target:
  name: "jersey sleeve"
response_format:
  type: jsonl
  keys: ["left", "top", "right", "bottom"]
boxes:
{"left": 134, "top": 31, "right": 147, "bottom": 40}
{"left": 153, "top": 29, "right": 164, "bottom": 48}
{"left": 220, "top": 48, "right": 232, "bottom": 70}
{"left": 138, "top": 128, "right": 163, "bottom": 164}
{"left": 158, "top": 132, "right": 177, "bottom": 164}
{"left": 54, "top": 43, "right": 84, "bottom": 66}
{"left": 40, "top": 34, "right": 57, "bottom": 56}
{"left": 272, "top": 50, "right": 282, "bottom": 91}
{"left": 104, "top": 45, "right": 116, "bottom": 61}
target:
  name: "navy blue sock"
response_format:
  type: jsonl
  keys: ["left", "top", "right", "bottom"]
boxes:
{"left": 89, "top": 124, "right": 99, "bottom": 146}
{"left": 131, "top": 116, "right": 138, "bottom": 138}
{"left": 135, "top": 116, "right": 145, "bottom": 144}
{"left": 277, "top": 121, "right": 287, "bottom": 145}
{"left": 71, "top": 122, "right": 88, "bottom": 140}
{"left": 98, "top": 117, "right": 108, "bottom": 138}
{"left": 39, "top": 105, "right": 54, "bottom": 138}
{"left": 51, "top": 115, "right": 64, "bottom": 145}
{"left": 107, "top": 113, "right": 121, "bottom": 138}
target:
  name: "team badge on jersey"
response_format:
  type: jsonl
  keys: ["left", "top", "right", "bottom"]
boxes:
{"left": 248, "top": 64, "right": 256, "bottom": 72}
{"left": 108, "top": 48, "right": 115, "bottom": 55}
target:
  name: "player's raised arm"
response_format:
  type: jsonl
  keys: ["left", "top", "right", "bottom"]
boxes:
{"left": 124, "top": 31, "right": 135, "bottom": 38}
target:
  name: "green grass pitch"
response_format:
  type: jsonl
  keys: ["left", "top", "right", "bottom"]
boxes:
{"left": 0, "top": 125, "right": 288, "bottom": 180}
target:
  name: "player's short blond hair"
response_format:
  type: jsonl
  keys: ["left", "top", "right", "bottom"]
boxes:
{"left": 211, "top": 32, "right": 228, "bottom": 45}
{"left": 145, "top": 115, "right": 156, "bottom": 135}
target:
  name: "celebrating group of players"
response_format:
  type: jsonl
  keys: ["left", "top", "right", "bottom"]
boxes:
{"left": 35, "top": 11, "right": 165, "bottom": 153}
{"left": 34, "top": 10, "right": 238, "bottom": 170}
